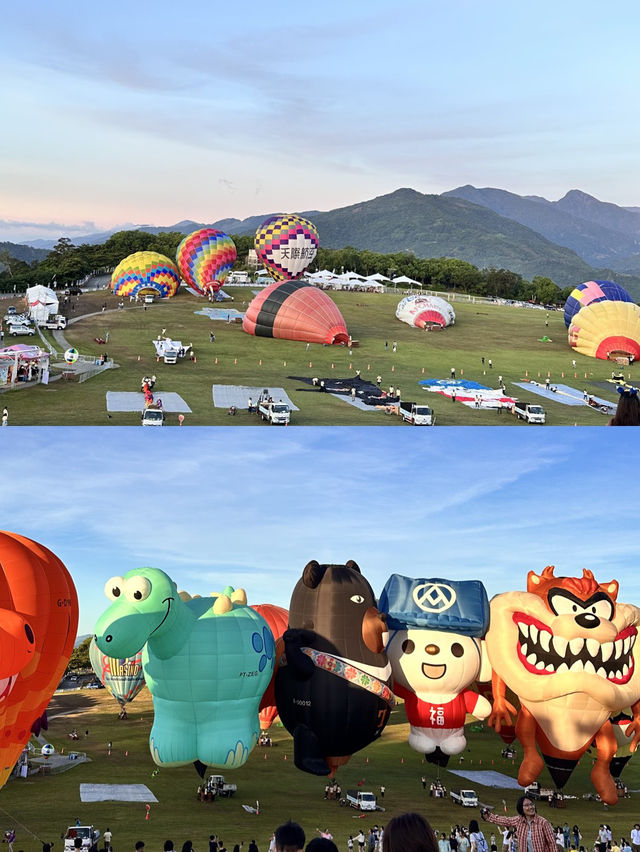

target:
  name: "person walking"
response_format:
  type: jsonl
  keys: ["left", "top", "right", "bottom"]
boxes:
{"left": 631, "top": 825, "right": 640, "bottom": 852}
{"left": 2, "top": 406, "right": 8, "bottom": 426}
{"left": 481, "top": 798, "right": 556, "bottom": 852}
{"left": 103, "top": 830, "right": 113, "bottom": 852}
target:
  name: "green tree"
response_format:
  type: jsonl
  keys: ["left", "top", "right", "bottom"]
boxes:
{"left": 67, "top": 636, "right": 92, "bottom": 671}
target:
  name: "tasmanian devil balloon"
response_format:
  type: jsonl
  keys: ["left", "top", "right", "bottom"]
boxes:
{"left": 486, "top": 565, "right": 640, "bottom": 805}
{"left": 275, "top": 559, "right": 394, "bottom": 776}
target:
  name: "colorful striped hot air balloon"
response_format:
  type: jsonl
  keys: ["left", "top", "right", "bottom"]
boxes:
{"left": 111, "top": 252, "right": 180, "bottom": 299}
{"left": 243, "top": 281, "right": 349, "bottom": 345}
{"left": 251, "top": 604, "right": 289, "bottom": 731}
{"left": 254, "top": 215, "right": 319, "bottom": 282}
{"left": 568, "top": 300, "right": 640, "bottom": 361}
{"left": 564, "top": 280, "right": 633, "bottom": 328}
{"left": 176, "top": 229, "right": 237, "bottom": 296}
{"left": 396, "top": 295, "right": 455, "bottom": 329}
{"left": 89, "top": 638, "right": 145, "bottom": 718}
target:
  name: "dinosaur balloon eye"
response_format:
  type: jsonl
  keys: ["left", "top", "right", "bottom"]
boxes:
{"left": 105, "top": 576, "right": 125, "bottom": 600}
{"left": 350, "top": 595, "right": 365, "bottom": 604}
{"left": 124, "top": 576, "right": 152, "bottom": 603}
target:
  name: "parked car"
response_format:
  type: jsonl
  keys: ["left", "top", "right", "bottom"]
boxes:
{"left": 9, "top": 324, "right": 35, "bottom": 337}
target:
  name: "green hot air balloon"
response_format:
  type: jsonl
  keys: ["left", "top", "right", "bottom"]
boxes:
{"left": 89, "top": 637, "right": 145, "bottom": 719}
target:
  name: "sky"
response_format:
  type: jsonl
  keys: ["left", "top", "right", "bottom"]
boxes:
{"left": 1, "top": 426, "right": 638, "bottom": 637}
{"left": 2, "top": 0, "right": 640, "bottom": 242}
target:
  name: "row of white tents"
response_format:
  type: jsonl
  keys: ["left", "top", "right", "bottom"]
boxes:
{"left": 255, "top": 270, "right": 423, "bottom": 290}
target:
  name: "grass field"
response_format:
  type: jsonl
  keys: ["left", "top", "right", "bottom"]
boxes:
{"left": 1, "top": 688, "right": 638, "bottom": 852}
{"left": 1, "top": 288, "right": 634, "bottom": 426}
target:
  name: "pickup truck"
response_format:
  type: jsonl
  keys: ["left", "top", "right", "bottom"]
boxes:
{"left": 141, "top": 407, "right": 164, "bottom": 426}
{"left": 207, "top": 774, "right": 237, "bottom": 797}
{"left": 524, "top": 782, "right": 554, "bottom": 801}
{"left": 39, "top": 314, "right": 67, "bottom": 330}
{"left": 63, "top": 827, "right": 100, "bottom": 852}
{"left": 259, "top": 400, "right": 291, "bottom": 425}
{"left": 345, "top": 790, "right": 377, "bottom": 811}
{"left": 512, "top": 400, "right": 546, "bottom": 424}
{"left": 450, "top": 789, "right": 479, "bottom": 807}
{"left": 400, "top": 400, "right": 435, "bottom": 425}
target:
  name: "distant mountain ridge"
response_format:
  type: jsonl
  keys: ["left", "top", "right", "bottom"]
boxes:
{"left": 7, "top": 187, "right": 640, "bottom": 295}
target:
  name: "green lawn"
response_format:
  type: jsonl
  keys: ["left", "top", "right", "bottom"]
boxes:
{"left": 1, "top": 288, "right": 633, "bottom": 425}
{"left": 1, "top": 689, "right": 638, "bottom": 852}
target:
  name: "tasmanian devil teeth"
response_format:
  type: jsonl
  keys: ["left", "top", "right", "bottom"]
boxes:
{"left": 601, "top": 642, "right": 614, "bottom": 663}
{"left": 539, "top": 632, "right": 551, "bottom": 653}
{"left": 624, "top": 636, "right": 632, "bottom": 654}
{"left": 530, "top": 625, "right": 539, "bottom": 644}
{"left": 545, "top": 663, "right": 554, "bottom": 672}
{"left": 583, "top": 660, "right": 597, "bottom": 675}
{"left": 553, "top": 636, "right": 568, "bottom": 657}
{"left": 527, "top": 653, "right": 537, "bottom": 666}
{"left": 521, "top": 643, "right": 529, "bottom": 657}
{"left": 623, "top": 663, "right": 630, "bottom": 677}
{"left": 597, "top": 667, "right": 608, "bottom": 678}
{"left": 586, "top": 638, "right": 600, "bottom": 657}
{"left": 556, "top": 662, "right": 569, "bottom": 674}
{"left": 569, "top": 659, "right": 584, "bottom": 672}
{"left": 615, "top": 670, "right": 623, "bottom": 680}
{"left": 569, "top": 637, "right": 584, "bottom": 655}
{"left": 519, "top": 623, "right": 530, "bottom": 638}
{"left": 615, "top": 639, "right": 624, "bottom": 658}
{"left": 535, "top": 660, "right": 545, "bottom": 670}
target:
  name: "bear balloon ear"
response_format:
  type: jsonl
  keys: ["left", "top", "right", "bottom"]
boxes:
{"left": 345, "top": 560, "right": 361, "bottom": 574}
{"left": 303, "top": 560, "right": 326, "bottom": 589}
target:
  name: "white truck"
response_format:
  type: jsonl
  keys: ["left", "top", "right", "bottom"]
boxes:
{"left": 450, "top": 788, "right": 479, "bottom": 807}
{"left": 63, "top": 826, "right": 100, "bottom": 852}
{"left": 345, "top": 790, "right": 377, "bottom": 811}
{"left": 513, "top": 400, "right": 546, "bottom": 424}
{"left": 400, "top": 400, "right": 435, "bottom": 425}
{"left": 141, "top": 407, "right": 164, "bottom": 426}
{"left": 207, "top": 774, "right": 237, "bottom": 797}
{"left": 259, "top": 400, "right": 291, "bottom": 425}
{"left": 39, "top": 314, "right": 67, "bottom": 329}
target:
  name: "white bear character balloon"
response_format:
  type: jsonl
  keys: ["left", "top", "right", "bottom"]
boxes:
{"left": 379, "top": 575, "right": 492, "bottom": 760}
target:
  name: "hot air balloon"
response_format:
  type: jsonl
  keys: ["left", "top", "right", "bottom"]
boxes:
{"left": 610, "top": 710, "right": 635, "bottom": 780}
{"left": 568, "top": 301, "right": 640, "bottom": 361}
{"left": 395, "top": 295, "right": 455, "bottom": 329}
{"left": 88, "top": 637, "right": 145, "bottom": 719}
{"left": 0, "top": 531, "right": 78, "bottom": 789}
{"left": 176, "top": 229, "right": 237, "bottom": 296}
{"left": 485, "top": 565, "right": 640, "bottom": 806}
{"left": 94, "top": 569, "right": 274, "bottom": 771}
{"left": 564, "top": 280, "right": 633, "bottom": 328}
{"left": 111, "top": 252, "right": 180, "bottom": 299}
{"left": 379, "top": 575, "right": 491, "bottom": 765}
{"left": 254, "top": 215, "right": 319, "bottom": 282}
{"left": 243, "top": 281, "right": 349, "bottom": 345}
{"left": 275, "top": 559, "right": 394, "bottom": 777}
{"left": 251, "top": 604, "right": 289, "bottom": 731}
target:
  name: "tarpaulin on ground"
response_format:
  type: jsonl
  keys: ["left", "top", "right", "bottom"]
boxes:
{"left": 420, "top": 379, "right": 514, "bottom": 409}
{"left": 80, "top": 784, "right": 159, "bottom": 802}
{"left": 513, "top": 382, "right": 615, "bottom": 411}
{"left": 290, "top": 374, "right": 399, "bottom": 406}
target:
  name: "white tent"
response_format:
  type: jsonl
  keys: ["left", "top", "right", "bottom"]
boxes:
{"left": 392, "top": 275, "right": 421, "bottom": 286}
{"left": 25, "top": 285, "right": 58, "bottom": 323}
{"left": 365, "top": 273, "right": 391, "bottom": 282}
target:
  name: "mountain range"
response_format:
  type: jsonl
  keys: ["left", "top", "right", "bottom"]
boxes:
{"left": 9, "top": 187, "right": 640, "bottom": 295}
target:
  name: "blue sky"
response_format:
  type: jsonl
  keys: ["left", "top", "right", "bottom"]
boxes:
{"left": 1, "top": 426, "right": 638, "bottom": 636}
{"left": 2, "top": 1, "right": 640, "bottom": 241}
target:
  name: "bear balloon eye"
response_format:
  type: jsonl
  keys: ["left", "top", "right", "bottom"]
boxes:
{"left": 451, "top": 643, "right": 464, "bottom": 658}
{"left": 350, "top": 594, "right": 365, "bottom": 604}
{"left": 402, "top": 639, "right": 415, "bottom": 654}
{"left": 104, "top": 576, "right": 125, "bottom": 600}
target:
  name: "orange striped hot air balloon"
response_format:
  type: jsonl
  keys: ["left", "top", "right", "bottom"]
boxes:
{"left": 243, "top": 281, "right": 349, "bottom": 345}
{"left": 252, "top": 604, "right": 289, "bottom": 730}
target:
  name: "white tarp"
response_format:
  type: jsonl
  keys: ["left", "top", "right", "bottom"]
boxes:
{"left": 80, "top": 784, "right": 158, "bottom": 802}
{"left": 26, "top": 285, "right": 58, "bottom": 323}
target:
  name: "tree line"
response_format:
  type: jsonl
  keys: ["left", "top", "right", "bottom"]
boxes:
{"left": 0, "top": 230, "right": 571, "bottom": 304}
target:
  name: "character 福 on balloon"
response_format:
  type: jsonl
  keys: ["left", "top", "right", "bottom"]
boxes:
{"left": 274, "top": 559, "right": 394, "bottom": 776}
{"left": 486, "top": 566, "right": 640, "bottom": 805}
{"left": 379, "top": 575, "right": 492, "bottom": 765}
{"left": 94, "top": 568, "right": 275, "bottom": 774}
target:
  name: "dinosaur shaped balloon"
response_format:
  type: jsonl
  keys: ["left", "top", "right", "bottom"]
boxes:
{"left": 94, "top": 567, "right": 275, "bottom": 771}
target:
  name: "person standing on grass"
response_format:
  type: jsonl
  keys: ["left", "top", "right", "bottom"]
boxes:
{"left": 481, "top": 799, "right": 555, "bottom": 852}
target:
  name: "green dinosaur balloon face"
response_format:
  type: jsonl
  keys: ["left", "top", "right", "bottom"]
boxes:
{"left": 95, "top": 567, "right": 178, "bottom": 657}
